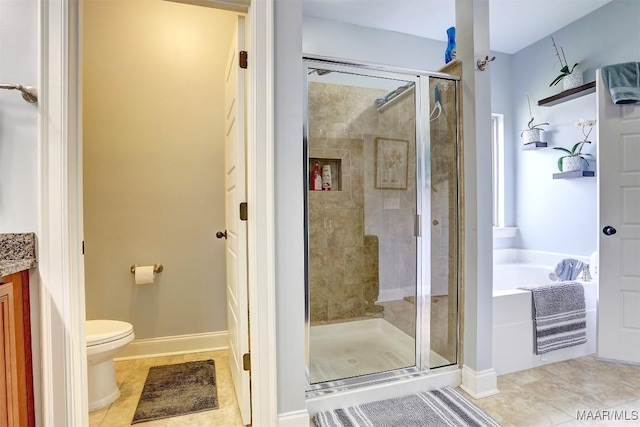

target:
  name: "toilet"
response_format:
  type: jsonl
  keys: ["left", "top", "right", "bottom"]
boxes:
{"left": 86, "top": 320, "right": 134, "bottom": 411}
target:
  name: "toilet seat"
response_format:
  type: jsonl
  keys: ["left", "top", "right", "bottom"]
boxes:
{"left": 86, "top": 320, "right": 134, "bottom": 347}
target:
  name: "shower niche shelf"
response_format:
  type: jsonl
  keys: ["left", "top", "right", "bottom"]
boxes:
{"left": 538, "top": 81, "right": 596, "bottom": 107}
{"left": 309, "top": 158, "right": 342, "bottom": 191}
{"left": 552, "top": 170, "right": 596, "bottom": 179}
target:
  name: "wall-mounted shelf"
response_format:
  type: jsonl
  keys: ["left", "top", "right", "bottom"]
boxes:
{"left": 552, "top": 170, "right": 596, "bottom": 179}
{"left": 522, "top": 142, "right": 547, "bottom": 150}
{"left": 538, "top": 81, "right": 596, "bottom": 107}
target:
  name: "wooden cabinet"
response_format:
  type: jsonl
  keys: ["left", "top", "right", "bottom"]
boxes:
{"left": 0, "top": 270, "right": 35, "bottom": 427}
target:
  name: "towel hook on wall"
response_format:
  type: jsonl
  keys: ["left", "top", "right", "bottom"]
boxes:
{"left": 477, "top": 55, "right": 496, "bottom": 71}
{"left": 0, "top": 83, "right": 38, "bottom": 103}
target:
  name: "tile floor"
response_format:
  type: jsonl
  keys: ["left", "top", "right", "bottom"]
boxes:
{"left": 94, "top": 351, "right": 640, "bottom": 426}
{"left": 464, "top": 355, "right": 640, "bottom": 427}
{"left": 89, "top": 350, "right": 244, "bottom": 427}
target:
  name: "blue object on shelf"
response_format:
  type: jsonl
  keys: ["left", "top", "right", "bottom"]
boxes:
{"left": 445, "top": 26, "right": 456, "bottom": 64}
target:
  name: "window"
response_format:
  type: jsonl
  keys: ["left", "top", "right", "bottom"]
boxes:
{"left": 492, "top": 113, "right": 517, "bottom": 239}
{"left": 491, "top": 114, "right": 505, "bottom": 228}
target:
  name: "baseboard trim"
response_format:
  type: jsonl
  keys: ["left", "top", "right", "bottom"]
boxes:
{"left": 114, "top": 331, "right": 228, "bottom": 360}
{"left": 460, "top": 365, "right": 499, "bottom": 399}
{"left": 278, "top": 409, "right": 310, "bottom": 427}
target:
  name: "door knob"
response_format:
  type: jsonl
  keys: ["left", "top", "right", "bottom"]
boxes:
{"left": 602, "top": 225, "right": 617, "bottom": 236}
{"left": 216, "top": 230, "right": 227, "bottom": 239}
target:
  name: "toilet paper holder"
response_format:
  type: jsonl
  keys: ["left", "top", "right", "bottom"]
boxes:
{"left": 130, "top": 263, "right": 164, "bottom": 274}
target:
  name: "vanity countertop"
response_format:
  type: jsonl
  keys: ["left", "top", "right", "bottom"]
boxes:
{"left": 0, "top": 232, "right": 37, "bottom": 277}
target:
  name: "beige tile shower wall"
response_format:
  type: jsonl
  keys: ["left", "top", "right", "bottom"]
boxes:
{"left": 308, "top": 82, "right": 417, "bottom": 324}
{"left": 368, "top": 92, "right": 417, "bottom": 300}
{"left": 83, "top": 1, "right": 236, "bottom": 339}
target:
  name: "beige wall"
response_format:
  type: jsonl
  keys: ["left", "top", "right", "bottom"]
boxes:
{"left": 83, "top": 0, "right": 237, "bottom": 339}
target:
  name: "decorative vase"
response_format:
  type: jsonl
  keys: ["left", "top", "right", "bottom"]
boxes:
{"left": 522, "top": 129, "right": 543, "bottom": 144}
{"left": 445, "top": 27, "right": 456, "bottom": 64}
{"left": 562, "top": 156, "right": 583, "bottom": 172}
{"left": 563, "top": 71, "right": 584, "bottom": 91}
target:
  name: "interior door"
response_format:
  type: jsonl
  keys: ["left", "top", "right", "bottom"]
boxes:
{"left": 224, "top": 15, "right": 251, "bottom": 425}
{"left": 596, "top": 69, "right": 640, "bottom": 363}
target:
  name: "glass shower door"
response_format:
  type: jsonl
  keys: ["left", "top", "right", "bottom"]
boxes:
{"left": 305, "top": 64, "right": 419, "bottom": 385}
{"left": 304, "top": 60, "right": 460, "bottom": 390}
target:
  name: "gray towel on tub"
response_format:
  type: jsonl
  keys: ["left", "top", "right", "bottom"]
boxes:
{"left": 601, "top": 62, "right": 640, "bottom": 104}
{"left": 518, "top": 282, "right": 586, "bottom": 355}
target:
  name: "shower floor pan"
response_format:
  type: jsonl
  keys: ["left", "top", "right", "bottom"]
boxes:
{"left": 309, "top": 318, "right": 448, "bottom": 384}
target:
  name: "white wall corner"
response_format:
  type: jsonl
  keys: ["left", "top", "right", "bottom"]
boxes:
{"left": 278, "top": 409, "right": 311, "bottom": 427}
{"left": 460, "top": 365, "right": 499, "bottom": 399}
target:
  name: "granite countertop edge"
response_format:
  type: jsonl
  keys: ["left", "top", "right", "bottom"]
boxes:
{"left": 0, "top": 232, "right": 38, "bottom": 277}
{"left": 0, "top": 259, "right": 38, "bottom": 277}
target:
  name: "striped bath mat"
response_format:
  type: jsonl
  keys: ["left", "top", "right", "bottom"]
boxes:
{"left": 520, "top": 282, "right": 587, "bottom": 354}
{"left": 314, "top": 387, "right": 500, "bottom": 427}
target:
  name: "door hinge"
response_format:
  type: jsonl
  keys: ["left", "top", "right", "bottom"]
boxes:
{"left": 242, "top": 352, "right": 251, "bottom": 371}
{"left": 240, "top": 202, "right": 248, "bottom": 221}
{"left": 414, "top": 214, "right": 421, "bottom": 237}
{"left": 239, "top": 50, "right": 248, "bottom": 69}
{"left": 82, "top": 240, "right": 85, "bottom": 255}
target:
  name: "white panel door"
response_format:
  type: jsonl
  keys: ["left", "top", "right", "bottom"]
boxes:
{"left": 224, "top": 15, "right": 251, "bottom": 425}
{"left": 597, "top": 69, "right": 640, "bottom": 363}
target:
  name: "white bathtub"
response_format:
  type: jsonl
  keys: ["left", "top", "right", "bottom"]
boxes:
{"left": 492, "top": 249, "right": 597, "bottom": 375}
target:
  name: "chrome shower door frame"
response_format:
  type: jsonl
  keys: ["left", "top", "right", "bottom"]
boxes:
{"left": 303, "top": 55, "right": 459, "bottom": 394}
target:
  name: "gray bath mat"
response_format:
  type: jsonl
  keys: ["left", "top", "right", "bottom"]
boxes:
{"left": 314, "top": 386, "right": 501, "bottom": 427}
{"left": 131, "top": 360, "right": 218, "bottom": 424}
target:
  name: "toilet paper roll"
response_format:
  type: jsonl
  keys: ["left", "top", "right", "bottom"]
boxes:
{"left": 135, "top": 265, "right": 155, "bottom": 285}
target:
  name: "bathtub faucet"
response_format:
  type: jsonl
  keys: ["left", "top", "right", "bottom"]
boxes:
{"left": 580, "top": 264, "right": 592, "bottom": 281}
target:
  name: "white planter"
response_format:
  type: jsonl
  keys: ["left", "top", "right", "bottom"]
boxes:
{"left": 522, "top": 129, "right": 543, "bottom": 144}
{"left": 562, "top": 156, "right": 583, "bottom": 172}
{"left": 563, "top": 72, "right": 584, "bottom": 91}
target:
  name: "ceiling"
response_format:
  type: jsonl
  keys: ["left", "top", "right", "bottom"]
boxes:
{"left": 302, "top": 0, "right": 614, "bottom": 54}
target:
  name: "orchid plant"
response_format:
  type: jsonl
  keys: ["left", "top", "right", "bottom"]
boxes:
{"left": 549, "top": 36, "right": 579, "bottom": 87}
{"left": 521, "top": 95, "right": 549, "bottom": 136}
{"left": 553, "top": 118, "right": 596, "bottom": 171}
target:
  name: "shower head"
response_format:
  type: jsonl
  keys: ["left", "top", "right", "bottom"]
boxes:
{"left": 0, "top": 83, "right": 38, "bottom": 103}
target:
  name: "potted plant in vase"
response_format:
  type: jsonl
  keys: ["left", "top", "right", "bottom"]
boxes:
{"left": 521, "top": 95, "right": 549, "bottom": 145}
{"left": 549, "top": 36, "right": 582, "bottom": 91}
{"left": 554, "top": 118, "right": 596, "bottom": 172}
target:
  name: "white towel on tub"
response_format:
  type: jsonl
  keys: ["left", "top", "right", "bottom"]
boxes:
{"left": 518, "top": 281, "right": 587, "bottom": 355}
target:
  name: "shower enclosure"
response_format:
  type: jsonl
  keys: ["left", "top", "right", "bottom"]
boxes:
{"left": 304, "top": 57, "right": 461, "bottom": 393}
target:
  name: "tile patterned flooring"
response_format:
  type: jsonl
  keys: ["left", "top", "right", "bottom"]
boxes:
{"left": 89, "top": 350, "right": 244, "bottom": 427}
{"left": 465, "top": 355, "right": 640, "bottom": 427}
{"left": 94, "top": 351, "right": 640, "bottom": 426}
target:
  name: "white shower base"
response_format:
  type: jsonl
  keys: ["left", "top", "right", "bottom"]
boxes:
{"left": 309, "top": 318, "right": 448, "bottom": 384}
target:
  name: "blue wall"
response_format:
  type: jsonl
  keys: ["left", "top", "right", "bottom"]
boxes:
{"left": 507, "top": 0, "right": 640, "bottom": 255}
{"left": 302, "top": 0, "right": 640, "bottom": 257}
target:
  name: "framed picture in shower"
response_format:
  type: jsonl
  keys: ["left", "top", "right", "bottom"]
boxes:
{"left": 375, "top": 137, "right": 409, "bottom": 190}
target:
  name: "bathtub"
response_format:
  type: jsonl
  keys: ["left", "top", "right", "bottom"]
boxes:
{"left": 492, "top": 249, "right": 597, "bottom": 375}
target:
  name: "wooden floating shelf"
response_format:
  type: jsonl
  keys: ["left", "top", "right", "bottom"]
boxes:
{"left": 538, "top": 81, "right": 596, "bottom": 107}
{"left": 553, "top": 170, "right": 596, "bottom": 179}
{"left": 522, "top": 142, "right": 547, "bottom": 150}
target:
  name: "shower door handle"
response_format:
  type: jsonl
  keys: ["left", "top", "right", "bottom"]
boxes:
{"left": 216, "top": 230, "right": 228, "bottom": 239}
{"left": 602, "top": 225, "right": 617, "bottom": 236}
